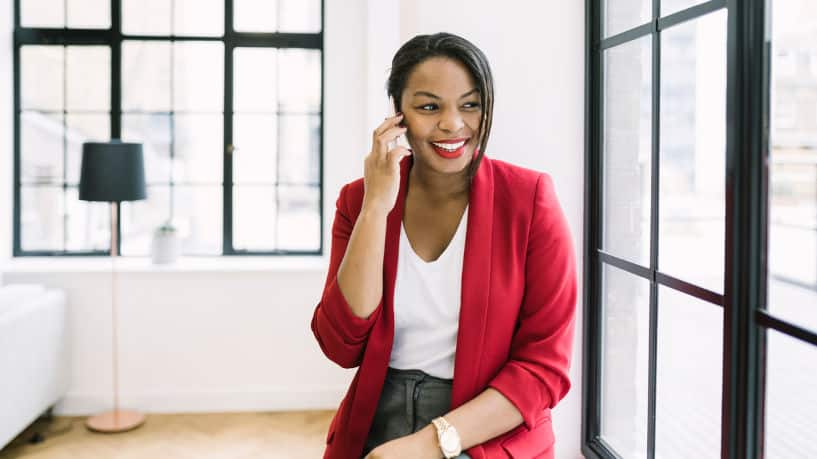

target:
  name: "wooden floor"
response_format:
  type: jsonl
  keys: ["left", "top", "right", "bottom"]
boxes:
{"left": 0, "top": 411, "right": 335, "bottom": 459}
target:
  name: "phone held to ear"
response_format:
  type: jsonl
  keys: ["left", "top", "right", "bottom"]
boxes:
{"left": 389, "top": 96, "right": 411, "bottom": 151}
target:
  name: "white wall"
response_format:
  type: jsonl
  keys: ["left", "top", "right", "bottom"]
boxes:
{"left": 397, "top": 2, "right": 585, "bottom": 458}
{"left": 2, "top": 1, "right": 585, "bottom": 457}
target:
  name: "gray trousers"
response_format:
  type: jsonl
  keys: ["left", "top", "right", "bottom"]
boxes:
{"left": 362, "top": 367, "right": 471, "bottom": 458}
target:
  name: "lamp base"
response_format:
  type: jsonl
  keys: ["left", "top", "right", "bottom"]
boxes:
{"left": 85, "top": 410, "right": 146, "bottom": 433}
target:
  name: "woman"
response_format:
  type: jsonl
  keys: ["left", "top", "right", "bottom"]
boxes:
{"left": 311, "top": 32, "right": 577, "bottom": 459}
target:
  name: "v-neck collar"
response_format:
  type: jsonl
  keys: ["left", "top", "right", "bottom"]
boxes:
{"left": 400, "top": 204, "right": 469, "bottom": 266}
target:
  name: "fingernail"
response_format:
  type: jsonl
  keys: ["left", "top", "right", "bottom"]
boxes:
{"left": 396, "top": 112, "right": 403, "bottom": 117}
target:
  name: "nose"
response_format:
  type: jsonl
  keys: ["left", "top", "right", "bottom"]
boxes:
{"left": 437, "top": 107, "right": 464, "bottom": 133}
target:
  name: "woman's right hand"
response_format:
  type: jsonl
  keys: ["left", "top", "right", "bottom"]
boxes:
{"left": 362, "top": 113, "right": 412, "bottom": 216}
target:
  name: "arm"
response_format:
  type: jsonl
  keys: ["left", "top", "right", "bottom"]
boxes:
{"left": 310, "top": 185, "right": 390, "bottom": 368}
{"left": 365, "top": 386, "right": 524, "bottom": 459}
{"left": 414, "top": 387, "right": 523, "bottom": 452}
{"left": 312, "top": 114, "right": 410, "bottom": 368}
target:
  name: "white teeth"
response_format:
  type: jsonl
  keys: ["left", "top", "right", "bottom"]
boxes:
{"left": 431, "top": 140, "right": 466, "bottom": 151}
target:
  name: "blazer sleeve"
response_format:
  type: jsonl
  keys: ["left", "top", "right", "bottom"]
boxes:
{"left": 488, "top": 173, "right": 578, "bottom": 429}
{"left": 310, "top": 183, "right": 382, "bottom": 369}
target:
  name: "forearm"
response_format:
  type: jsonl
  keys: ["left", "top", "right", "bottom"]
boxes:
{"left": 416, "top": 387, "right": 523, "bottom": 453}
{"left": 336, "top": 206, "right": 389, "bottom": 319}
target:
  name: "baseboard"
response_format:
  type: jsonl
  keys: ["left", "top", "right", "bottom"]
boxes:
{"left": 55, "top": 387, "right": 347, "bottom": 416}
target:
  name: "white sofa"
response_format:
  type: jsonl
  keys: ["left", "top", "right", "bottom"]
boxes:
{"left": 0, "top": 284, "right": 69, "bottom": 449}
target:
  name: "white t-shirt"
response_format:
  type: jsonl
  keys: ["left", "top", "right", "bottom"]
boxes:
{"left": 389, "top": 206, "right": 468, "bottom": 379}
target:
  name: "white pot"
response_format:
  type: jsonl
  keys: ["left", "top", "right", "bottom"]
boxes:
{"left": 151, "top": 231, "right": 181, "bottom": 265}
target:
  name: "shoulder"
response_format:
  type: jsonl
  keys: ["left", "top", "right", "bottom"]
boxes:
{"left": 487, "top": 157, "right": 556, "bottom": 207}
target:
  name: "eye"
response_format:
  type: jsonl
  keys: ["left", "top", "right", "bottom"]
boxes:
{"left": 418, "top": 103, "right": 438, "bottom": 111}
{"left": 463, "top": 101, "right": 481, "bottom": 110}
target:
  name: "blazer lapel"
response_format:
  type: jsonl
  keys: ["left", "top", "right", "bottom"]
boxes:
{"left": 452, "top": 155, "right": 494, "bottom": 408}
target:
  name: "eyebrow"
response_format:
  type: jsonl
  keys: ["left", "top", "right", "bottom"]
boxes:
{"left": 413, "top": 88, "right": 479, "bottom": 100}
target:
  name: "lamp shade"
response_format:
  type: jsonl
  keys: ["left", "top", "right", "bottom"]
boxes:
{"left": 79, "top": 141, "right": 147, "bottom": 202}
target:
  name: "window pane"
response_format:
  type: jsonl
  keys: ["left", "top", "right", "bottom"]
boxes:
{"left": 21, "top": 112, "right": 64, "bottom": 184}
{"left": 233, "top": 115, "right": 278, "bottom": 184}
{"left": 234, "top": 0, "right": 278, "bottom": 32}
{"left": 278, "top": 0, "right": 321, "bottom": 33}
{"left": 21, "top": 0, "right": 64, "bottom": 28}
{"left": 173, "top": 114, "right": 223, "bottom": 183}
{"left": 603, "top": 37, "right": 652, "bottom": 266}
{"left": 66, "top": 46, "right": 110, "bottom": 111}
{"left": 659, "top": 11, "right": 727, "bottom": 293}
{"left": 655, "top": 287, "right": 722, "bottom": 459}
{"left": 173, "top": 42, "right": 224, "bottom": 112}
{"left": 279, "top": 114, "right": 320, "bottom": 184}
{"left": 234, "top": 186, "right": 277, "bottom": 251}
{"left": 122, "top": 41, "right": 172, "bottom": 112}
{"left": 21, "top": 46, "right": 63, "bottom": 111}
{"left": 67, "top": 0, "right": 110, "bottom": 29}
{"left": 768, "top": 0, "right": 817, "bottom": 299}
{"left": 234, "top": 48, "right": 278, "bottom": 112}
{"left": 122, "top": 114, "right": 172, "bottom": 184}
{"left": 278, "top": 49, "right": 321, "bottom": 112}
{"left": 174, "top": 0, "right": 224, "bottom": 36}
{"left": 765, "top": 330, "right": 817, "bottom": 458}
{"left": 21, "top": 186, "right": 65, "bottom": 251}
{"left": 65, "top": 187, "right": 110, "bottom": 251}
{"left": 768, "top": 167, "right": 817, "bottom": 286}
{"left": 604, "top": 0, "right": 651, "bottom": 38}
{"left": 277, "top": 186, "right": 320, "bottom": 251}
{"left": 661, "top": 0, "right": 708, "bottom": 17}
{"left": 122, "top": 0, "right": 171, "bottom": 36}
{"left": 66, "top": 114, "right": 110, "bottom": 185}
{"left": 600, "top": 264, "right": 650, "bottom": 458}
{"left": 121, "top": 186, "right": 170, "bottom": 256}
{"left": 174, "top": 186, "right": 222, "bottom": 255}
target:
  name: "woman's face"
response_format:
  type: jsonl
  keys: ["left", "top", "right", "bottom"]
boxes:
{"left": 399, "top": 57, "right": 482, "bottom": 175}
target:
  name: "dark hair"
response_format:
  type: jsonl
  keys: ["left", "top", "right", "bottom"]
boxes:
{"left": 387, "top": 33, "right": 494, "bottom": 179}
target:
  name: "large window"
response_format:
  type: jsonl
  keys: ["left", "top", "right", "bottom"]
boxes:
{"left": 13, "top": 0, "right": 323, "bottom": 257}
{"left": 585, "top": 0, "right": 817, "bottom": 458}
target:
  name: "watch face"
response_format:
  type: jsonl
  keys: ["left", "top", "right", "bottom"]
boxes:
{"left": 441, "top": 430, "right": 459, "bottom": 451}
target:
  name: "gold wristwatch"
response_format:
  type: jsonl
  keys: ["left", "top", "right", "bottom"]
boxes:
{"left": 432, "top": 417, "right": 462, "bottom": 458}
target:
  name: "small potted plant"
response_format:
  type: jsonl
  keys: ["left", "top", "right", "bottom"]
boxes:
{"left": 151, "top": 221, "right": 181, "bottom": 265}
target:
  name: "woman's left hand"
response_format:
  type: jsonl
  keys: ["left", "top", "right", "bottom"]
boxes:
{"left": 363, "top": 427, "right": 442, "bottom": 459}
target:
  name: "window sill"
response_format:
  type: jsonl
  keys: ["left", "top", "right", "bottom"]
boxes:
{"left": 1, "top": 255, "right": 329, "bottom": 274}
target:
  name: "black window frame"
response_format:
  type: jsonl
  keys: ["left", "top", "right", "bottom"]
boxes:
{"left": 12, "top": 0, "right": 325, "bottom": 257}
{"left": 583, "top": 0, "right": 817, "bottom": 458}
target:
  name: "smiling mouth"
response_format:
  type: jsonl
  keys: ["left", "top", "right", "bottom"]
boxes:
{"left": 430, "top": 138, "right": 469, "bottom": 159}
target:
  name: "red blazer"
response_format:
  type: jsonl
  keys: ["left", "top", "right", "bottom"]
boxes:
{"left": 311, "top": 154, "right": 577, "bottom": 458}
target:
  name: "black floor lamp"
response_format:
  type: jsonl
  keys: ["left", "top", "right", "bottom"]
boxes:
{"left": 79, "top": 141, "right": 147, "bottom": 433}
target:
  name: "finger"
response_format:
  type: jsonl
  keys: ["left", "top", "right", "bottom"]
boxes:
{"left": 375, "top": 125, "right": 407, "bottom": 155}
{"left": 386, "top": 146, "right": 411, "bottom": 166}
{"left": 373, "top": 113, "right": 403, "bottom": 138}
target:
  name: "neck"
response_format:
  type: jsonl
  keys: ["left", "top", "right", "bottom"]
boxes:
{"left": 408, "top": 159, "right": 471, "bottom": 204}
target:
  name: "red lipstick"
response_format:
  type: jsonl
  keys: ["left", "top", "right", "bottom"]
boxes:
{"left": 430, "top": 138, "right": 469, "bottom": 159}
